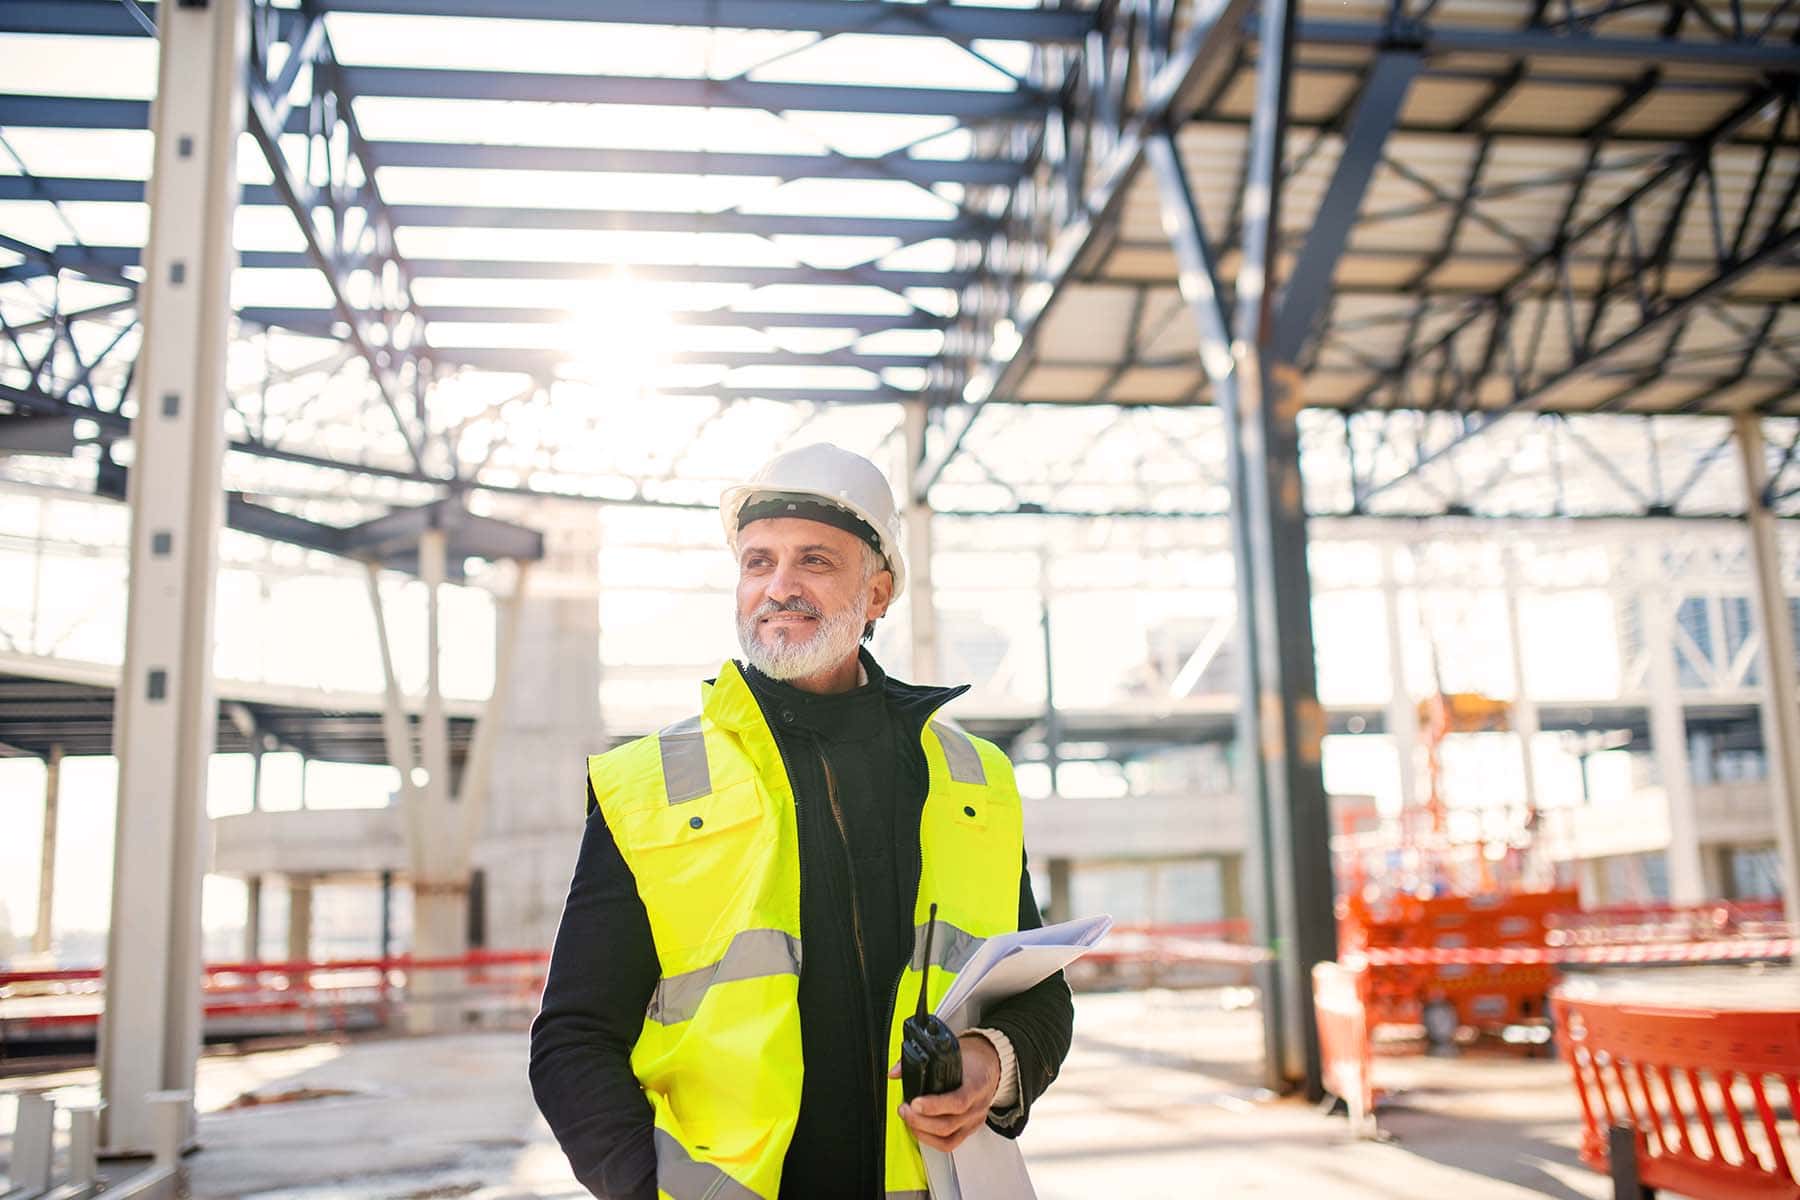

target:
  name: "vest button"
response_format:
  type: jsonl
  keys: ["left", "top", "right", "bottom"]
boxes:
{"left": 963, "top": 805, "right": 977, "bottom": 817}
{"left": 689, "top": 816, "right": 704, "bottom": 830}
{"left": 781, "top": 709, "right": 796, "bottom": 723}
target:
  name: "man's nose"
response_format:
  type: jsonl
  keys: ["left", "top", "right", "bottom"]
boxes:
{"left": 765, "top": 561, "right": 804, "bottom": 603}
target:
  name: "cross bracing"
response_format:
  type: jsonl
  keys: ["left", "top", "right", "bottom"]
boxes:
{"left": 0, "top": 0, "right": 1796, "bottom": 523}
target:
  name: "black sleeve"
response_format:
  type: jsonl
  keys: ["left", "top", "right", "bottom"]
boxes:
{"left": 528, "top": 782, "right": 662, "bottom": 1200}
{"left": 976, "top": 851, "right": 1074, "bottom": 1138}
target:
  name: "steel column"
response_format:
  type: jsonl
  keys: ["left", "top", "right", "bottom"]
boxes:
{"left": 1145, "top": 126, "right": 1283, "bottom": 1091}
{"left": 243, "top": 875, "right": 262, "bottom": 962}
{"left": 1233, "top": 0, "right": 1335, "bottom": 1100}
{"left": 1638, "top": 547, "right": 1706, "bottom": 902}
{"left": 98, "top": 0, "right": 246, "bottom": 1157}
{"left": 33, "top": 743, "right": 62, "bottom": 956}
{"left": 1733, "top": 415, "right": 1800, "bottom": 928}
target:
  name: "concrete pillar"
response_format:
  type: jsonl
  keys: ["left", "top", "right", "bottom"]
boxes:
{"left": 249, "top": 745, "right": 263, "bottom": 812}
{"left": 32, "top": 744, "right": 61, "bottom": 956}
{"left": 1577, "top": 857, "right": 1606, "bottom": 907}
{"left": 1219, "top": 854, "right": 1246, "bottom": 921}
{"left": 1382, "top": 545, "right": 1419, "bottom": 816}
{"left": 99, "top": 0, "right": 246, "bottom": 1157}
{"left": 243, "top": 874, "right": 262, "bottom": 962}
{"left": 902, "top": 400, "right": 940, "bottom": 683}
{"left": 286, "top": 876, "right": 313, "bottom": 965}
{"left": 475, "top": 503, "right": 596, "bottom": 954}
{"left": 1733, "top": 414, "right": 1800, "bottom": 929}
{"left": 1638, "top": 547, "right": 1706, "bottom": 903}
{"left": 1502, "top": 547, "right": 1544, "bottom": 827}
{"left": 1046, "top": 858, "right": 1073, "bottom": 925}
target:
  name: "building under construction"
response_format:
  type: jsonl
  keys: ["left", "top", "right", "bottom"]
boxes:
{"left": 1, "top": 1, "right": 1797, "bottom": 1197}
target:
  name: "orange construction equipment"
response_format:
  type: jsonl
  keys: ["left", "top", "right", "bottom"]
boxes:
{"left": 1553, "top": 988, "right": 1800, "bottom": 1199}
{"left": 1341, "top": 886, "right": 1580, "bottom": 1037}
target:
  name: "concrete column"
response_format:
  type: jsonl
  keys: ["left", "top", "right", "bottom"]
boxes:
{"left": 32, "top": 744, "right": 61, "bottom": 956}
{"left": 1047, "top": 858, "right": 1073, "bottom": 924}
{"left": 408, "top": 527, "right": 466, "bottom": 1033}
{"left": 99, "top": 0, "right": 247, "bottom": 1157}
{"left": 1638, "top": 547, "right": 1706, "bottom": 903}
{"left": 249, "top": 745, "right": 263, "bottom": 812}
{"left": 243, "top": 874, "right": 261, "bottom": 961}
{"left": 1733, "top": 414, "right": 1800, "bottom": 929}
{"left": 1219, "top": 854, "right": 1246, "bottom": 921}
{"left": 478, "top": 502, "right": 602, "bottom": 954}
{"left": 1502, "top": 547, "right": 1544, "bottom": 826}
{"left": 1382, "top": 545, "right": 1419, "bottom": 816}
{"left": 902, "top": 400, "right": 940, "bottom": 683}
{"left": 286, "top": 876, "right": 314, "bottom": 965}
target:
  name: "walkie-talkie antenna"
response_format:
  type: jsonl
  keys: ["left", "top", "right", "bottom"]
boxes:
{"left": 915, "top": 902, "right": 939, "bottom": 1020}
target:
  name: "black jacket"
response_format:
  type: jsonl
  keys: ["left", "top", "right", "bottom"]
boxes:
{"left": 530, "top": 653, "right": 1075, "bottom": 1199}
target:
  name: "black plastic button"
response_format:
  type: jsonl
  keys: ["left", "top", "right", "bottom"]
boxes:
{"left": 781, "top": 710, "right": 796, "bottom": 723}
{"left": 962, "top": 805, "right": 977, "bottom": 818}
{"left": 689, "top": 816, "right": 704, "bottom": 830}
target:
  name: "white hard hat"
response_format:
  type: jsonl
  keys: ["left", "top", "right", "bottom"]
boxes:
{"left": 720, "top": 443, "right": 908, "bottom": 600}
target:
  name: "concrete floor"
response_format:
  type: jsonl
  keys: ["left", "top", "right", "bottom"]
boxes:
{"left": 1, "top": 990, "right": 1617, "bottom": 1200}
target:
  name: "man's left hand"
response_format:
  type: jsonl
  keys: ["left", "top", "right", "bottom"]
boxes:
{"left": 890, "top": 1033, "right": 1001, "bottom": 1153}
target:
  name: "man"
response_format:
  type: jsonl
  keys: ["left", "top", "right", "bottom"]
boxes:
{"left": 531, "top": 443, "right": 1074, "bottom": 1200}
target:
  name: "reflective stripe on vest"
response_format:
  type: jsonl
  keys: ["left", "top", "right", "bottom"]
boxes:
{"left": 648, "top": 928, "right": 801, "bottom": 1026}
{"left": 654, "top": 1128, "right": 762, "bottom": 1200}
{"left": 591, "top": 661, "right": 1022, "bottom": 1200}
{"left": 658, "top": 715, "right": 710, "bottom": 804}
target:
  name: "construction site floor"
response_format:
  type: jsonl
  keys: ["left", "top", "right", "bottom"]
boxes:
{"left": 2, "top": 989, "right": 1613, "bottom": 1200}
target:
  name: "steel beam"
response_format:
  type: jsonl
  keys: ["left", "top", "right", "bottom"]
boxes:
{"left": 913, "top": 0, "right": 1251, "bottom": 498}
{"left": 1234, "top": 0, "right": 1335, "bottom": 1101}
{"left": 1273, "top": 49, "right": 1420, "bottom": 365}
{"left": 0, "top": 0, "right": 1093, "bottom": 41}
{"left": 239, "top": 306, "right": 945, "bottom": 333}
{"left": 341, "top": 65, "right": 1043, "bottom": 119}
{"left": 1297, "top": 18, "right": 1800, "bottom": 72}
{"left": 1734, "top": 415, "right": 1800, "bottom": 931}
{"left": 365, "top": 140, "right": 1028, "bottom": 186}
{"left": 98, "top": 0, "right": 246, "bottom": 1157}
{"left": 1145, "top": 125, "right": 1283, "bottom": 1091}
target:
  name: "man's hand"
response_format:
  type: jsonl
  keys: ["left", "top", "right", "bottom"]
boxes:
{"left": 889, "top": 1033, "right": 1001, "bottom": 1153}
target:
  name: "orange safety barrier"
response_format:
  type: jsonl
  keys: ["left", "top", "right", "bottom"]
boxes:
{"left": 1553, "top": 990, "right": 1800, "bottom": 1200}
{"left": 1312, "top": 960, "right": 1378, "bottom": 1138}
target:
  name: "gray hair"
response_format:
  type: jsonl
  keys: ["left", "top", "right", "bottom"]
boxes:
{"left": 859, "top": 540, "right": 890, "bottom": 643}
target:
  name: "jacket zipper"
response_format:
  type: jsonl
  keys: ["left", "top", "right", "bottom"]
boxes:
{"left": 819, "top": 749, "right": 889, "bottom": 1170}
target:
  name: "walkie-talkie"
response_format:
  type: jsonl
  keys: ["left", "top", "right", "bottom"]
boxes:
{"left": 900, "top": 903, "right": 963, "bottom": 1102}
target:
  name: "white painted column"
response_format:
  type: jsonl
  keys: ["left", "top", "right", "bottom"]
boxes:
{"left": 286, "top": 876, "right": 314, "bottom": 965}
{"left": 1502, "top": 547, "right": 1544, "bottom": 886}
{"left": 902, "top": 400, "right": 940, "bottom": 683}
{"left": 1382, "top": 545, "right": 1419, "bottom": 815}
{"left": 33, "top": 743, "right": 61, "bottom": 956}
{"left": 1637, "top": 546, "right": 1706, "bottom": 903}
{"left": 99, "top": 0, "right": 246, "bottom": 1157}
{"left": 1733, "top": 415, "right": 1800, "bottom": 929}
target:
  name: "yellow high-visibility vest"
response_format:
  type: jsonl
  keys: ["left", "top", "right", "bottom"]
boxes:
{"left": 588, "top": 660, "right": 1024, "bottom": 1200}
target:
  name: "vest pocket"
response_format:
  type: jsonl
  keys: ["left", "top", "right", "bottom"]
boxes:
{"left": 623, "top": 777, "right": 764, "bottom": 850}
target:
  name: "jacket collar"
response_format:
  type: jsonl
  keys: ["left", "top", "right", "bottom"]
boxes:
{"left": 704, "top": 651, "right": 967, "bottom": 737}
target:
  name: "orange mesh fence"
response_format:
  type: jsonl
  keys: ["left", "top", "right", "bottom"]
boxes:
{"left": 1553, "top": 991, "right": 1800, "bottom": 1200}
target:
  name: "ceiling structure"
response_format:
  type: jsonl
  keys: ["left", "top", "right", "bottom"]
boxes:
{"left": 0, "top": 0, "right": 1795, "bottom": 526}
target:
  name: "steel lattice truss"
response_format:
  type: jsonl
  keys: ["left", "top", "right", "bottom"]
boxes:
{"left": 0, "top": 0, "right": 1796, "bottom": 523}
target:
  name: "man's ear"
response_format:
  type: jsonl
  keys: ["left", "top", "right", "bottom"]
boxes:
{"left": 866, "top": 565, "right": 895, "bottom": 621}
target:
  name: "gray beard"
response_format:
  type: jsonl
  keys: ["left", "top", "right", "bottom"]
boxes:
{"left": 737, "top": 600, "right": 865, "bottom": 681}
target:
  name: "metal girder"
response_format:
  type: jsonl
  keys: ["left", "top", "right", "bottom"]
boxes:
{"left": 428, "top": 347, "right": 931, "bottom": 372}
{"left": 0, "top": 177, "right": 990, "bottom": 241}
{"left": 239, "top": 5, "right": 431, "bottom": 475}
{"left": 1297, "top": 18, "right": 1800, "bottom": 72}
{"left": 366, "top": 140, "right": 1029, "bottom": 187}
{"left": 0, "top": 0, "right": 1093, "bottom": 42}
{"left": 238, "top": 306, "right": 943, "bottom": 333}
{"left": 0, "top": 93, "right": 308, "bottom": 133}
{"left": 914, "top": 0, "right": 1252, "bottom": 499}
{"left": 42, "top": 245, "right": 971, "bottom": 291}
{"left": 340, "top": 65, "right": 1045, "bottom": 119}
{"left": 1272, "top": 49, "right": 1420, "bottom": 365}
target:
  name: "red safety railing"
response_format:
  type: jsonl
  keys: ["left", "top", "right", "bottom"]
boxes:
{"left": 1553, "top": 990, "right": 1800, "bottom": 1200}
{"left": 0, "top": 950, "right": 550, "bottom": 1043}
